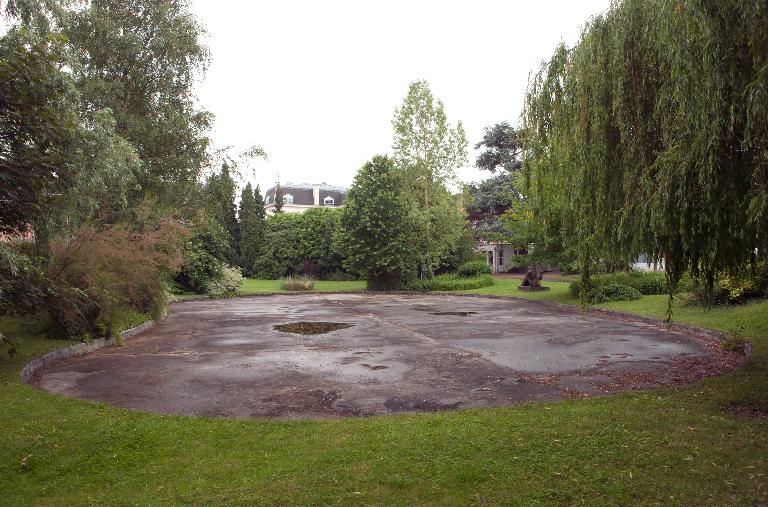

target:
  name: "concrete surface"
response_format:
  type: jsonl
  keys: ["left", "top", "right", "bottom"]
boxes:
{"left": 39, "top": 294, "right": 729, "bottom": 419}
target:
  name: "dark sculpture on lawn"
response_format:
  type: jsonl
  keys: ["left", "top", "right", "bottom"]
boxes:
{"left": 519, "top": 266, "right": 549, "bottom": 291}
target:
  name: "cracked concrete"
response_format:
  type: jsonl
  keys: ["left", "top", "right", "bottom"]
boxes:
{"left": 38, "top": 294, "right": 734, "bottom": 419}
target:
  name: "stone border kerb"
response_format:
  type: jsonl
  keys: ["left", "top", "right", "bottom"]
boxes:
{"left": 19, "top": 319, "right": 155, "bottom": 384}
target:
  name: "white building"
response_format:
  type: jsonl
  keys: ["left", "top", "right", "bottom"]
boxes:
{"left": 264, "top": 182, "right": 347, "bottom": 215}
{"left": 476, "top": 241, "right": 529, "bottom": 274}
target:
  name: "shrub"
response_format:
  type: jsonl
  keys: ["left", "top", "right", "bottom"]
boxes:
{"left": 587, "top": 283, "right": 642, "bottom": 303}
{"left": 207, "top": 264, "right": 243, "bottom": 298}
{"left": 0, "top": 242, "right": 50, "bottom": 317}
{"left": 0, "top": 330, "right": 18, "bottom": 357}
{"left": 95, "top": 307, "right": 152, "bottom": 340}
{"left": 719, "top": 263, "right": 768, "bottom": 303}
{"left": 252, "top": 215, "right": 302, "bottom": 279}
{"left": 322, "top": 271, "right": 358, "bottom": 281}
{"left": 45, "top": 219, "right": 186, "bottom": 339}
{"left": 457, "top": 260, "right": 492, "bottom": 278}
{"left": 436, "top": 228, "right": 479, "bottom": 274}
{"left": 570, "top": 271, "right": 667, "bottom": 297}
{"left": 281, "top": 276, "right": 315, "bottom": 291}
{"left": 408, "top": 274, "right": 494, "bottom": 292}
{"left": 177, "top": 249, "right": 222, "bottom": 293}
{"left": 627, "top": 272, "right": 666, "bottom": 295}
{"left": 685, "top": 262, "right": 768, "bottom": 306}
{"left": 367, "top": 272, "right": 412, "bottom": 291}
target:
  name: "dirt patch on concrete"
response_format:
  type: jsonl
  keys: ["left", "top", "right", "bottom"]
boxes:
{"left": 37, "top": 294, "right": 743, "bottom": 419}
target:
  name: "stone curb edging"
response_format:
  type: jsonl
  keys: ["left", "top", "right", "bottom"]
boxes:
{"left": 19, "top": 319, "right": 156, "bottom": 384}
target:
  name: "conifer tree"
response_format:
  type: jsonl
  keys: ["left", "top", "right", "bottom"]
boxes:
{"left": 238, "top": 182, "right": 264, "bottom": 276}
{"left": 205, "top": 162, "right": 240, "bottom": 264}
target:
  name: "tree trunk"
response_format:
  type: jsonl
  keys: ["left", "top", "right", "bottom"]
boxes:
{"left": 530, "top": 264, "right": 541, "bottom": 288}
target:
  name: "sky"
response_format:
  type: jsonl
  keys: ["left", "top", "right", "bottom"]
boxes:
{"left": 190, "top": 0, "right": 611, "bottom": 193}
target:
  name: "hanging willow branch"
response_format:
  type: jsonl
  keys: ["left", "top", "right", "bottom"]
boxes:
{"left": 522, "top": 0, "right": 768, "bottom": 297}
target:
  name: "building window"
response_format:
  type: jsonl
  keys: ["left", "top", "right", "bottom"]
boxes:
{"left": 323, "top": 196, "right": 334, "bottom": 205}
{"left": 498, "top": 249, "right": 504, "bottom": 266}
{"left": 283, "top": 194, "right": 293, "bottom": 204}
{"left": 487, "top": 251, "right": 493, "bottom": 265}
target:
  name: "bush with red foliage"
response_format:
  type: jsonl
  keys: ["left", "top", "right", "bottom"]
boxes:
{"left": 43, "top": 218, "right": 188, "bottom": 338}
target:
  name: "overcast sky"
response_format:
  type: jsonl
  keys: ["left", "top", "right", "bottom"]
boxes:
{"left": 190, "top": 0, "right": 610, "bottom": 193}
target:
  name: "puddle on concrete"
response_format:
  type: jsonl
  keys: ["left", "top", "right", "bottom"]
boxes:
{"left": 274, "top": 322, "right": 353, "bottom": 335}
{"left": 431, "top": 311, "right": 477, "bottom": 316}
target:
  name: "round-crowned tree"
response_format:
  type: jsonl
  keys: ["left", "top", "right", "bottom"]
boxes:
{"left": 335, "top": 155, "right": 416, "bottom": 290}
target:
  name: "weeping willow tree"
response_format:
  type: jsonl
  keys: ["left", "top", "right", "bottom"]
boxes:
{"left": 523, "top": 0, "right": 768, "bottom": 295}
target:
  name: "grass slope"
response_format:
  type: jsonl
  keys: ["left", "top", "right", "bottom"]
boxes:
{"left": 1, "top": 281, "right": 766, "bottom": 505}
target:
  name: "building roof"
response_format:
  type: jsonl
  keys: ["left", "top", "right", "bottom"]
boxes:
{"left": 264, "top": 182, "right": 347, "bottom": 207}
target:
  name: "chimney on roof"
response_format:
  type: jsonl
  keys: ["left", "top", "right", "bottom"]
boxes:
{"left": 313, "top": 184, "right": 320, "bottom": 206}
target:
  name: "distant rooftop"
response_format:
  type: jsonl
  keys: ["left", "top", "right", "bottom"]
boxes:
{"left": 281, "top": 182, "right": 348, "bottom": 192}
{"left": 264, "top": 182, "right": 348, "bottom": 208}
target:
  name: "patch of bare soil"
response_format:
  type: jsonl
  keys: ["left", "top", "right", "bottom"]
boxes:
{"left": 592, "top": 340, "right": 745, "bottom": 392}
{"left": 383, "top": 397, "right": 463, "bottom": 412}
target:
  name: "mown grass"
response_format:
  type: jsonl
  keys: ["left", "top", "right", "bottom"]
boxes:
{"left": 1, "top": 280, "right": 766, "bottom": 505}
{"left": 240, "top": 278, "right": 366, "bottom": 294}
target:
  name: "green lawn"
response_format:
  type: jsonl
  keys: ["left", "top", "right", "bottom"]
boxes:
{"left": 1, "top": 281, "right": 766, "bottom": 505}
{"left": 239, "top": 278, "right": 366, "bottom": 294}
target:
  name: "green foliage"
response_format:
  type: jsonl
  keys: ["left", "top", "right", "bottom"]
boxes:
{"left": 2, "top": 222, "right": 182, "bottom": 342}
{"left": 719, "top": 265, "right": 768, "bottom": 303}
{"left": 0, "top": 329, "right": 19, "bottom": 357}
{"left": 335, "top": 156, "right": 417, "bottom": 290}
{"left": 273, "top": 182, "right": 284, "bottom": 213}
{"left": 205, "top": 163, "right": 240, "bottom": 264}
{"left": 63, "top": 0, "right": 212, "bottom": 209}
{"left": 686, "top": 261, "right": 768, "bottom": 306}
{"left": 570, "top": 271, "right": 667, "bottom": 297}
{"left": 238, "top": 183, "right": 266, "bottom": 276}
{"left": 0, "top": 0, "right": 222, "bottom": 340}
{"left": 322, "top": 271, "right": 359, "bottom": 282}
{"left": 0, "top": 242, "right": 50, "bottom": 317}
{"left": 280, "top": 276, "right": 315, "bottom": 291}
{"left": 457, "top": 261, "right": 492, "bottom": 278}
{"left": 392, "top": 80, "right": 469, "bottom": 274}
{"left": 295, "top": 208, "right": 344, "bottom": 276}
{"left": 0, "top": 29, "right": 80, "bottom": 236}
{"left": 252, "top": 214, "right": 301, "bottom": 279}
{"left": 176, "top": 219, "right": 232, "bottom": 294}
{"left": 407, "top": 274, "right": 494, "bottom": 292}
{"left": 465, "top": 173, "right": 520, "bottom": 238}
{"left": 392, "top": 80, "right": 468, "bottom": 202}
{"left": 95, "top": 307, "right": 151, "bottom": 341}
{"left": 177, "top": 249, "right": 222, "bottom": 294}
{"left": 475, "top": 121, "right": 522, "bottom": 173}
{"left": 436, "top": 227, "right": 478, "bottom": 274}
{"left": 250, "top": 208, "right": 345, "bottom": 279}
{"left": 206, "top": 264, "right": 243, "bottom": 299}
{"left": 523, "top": 0, "right": 768, "bottom": 294}
{"left": 586, "top": 283, "right": 642, "bottom": 304}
